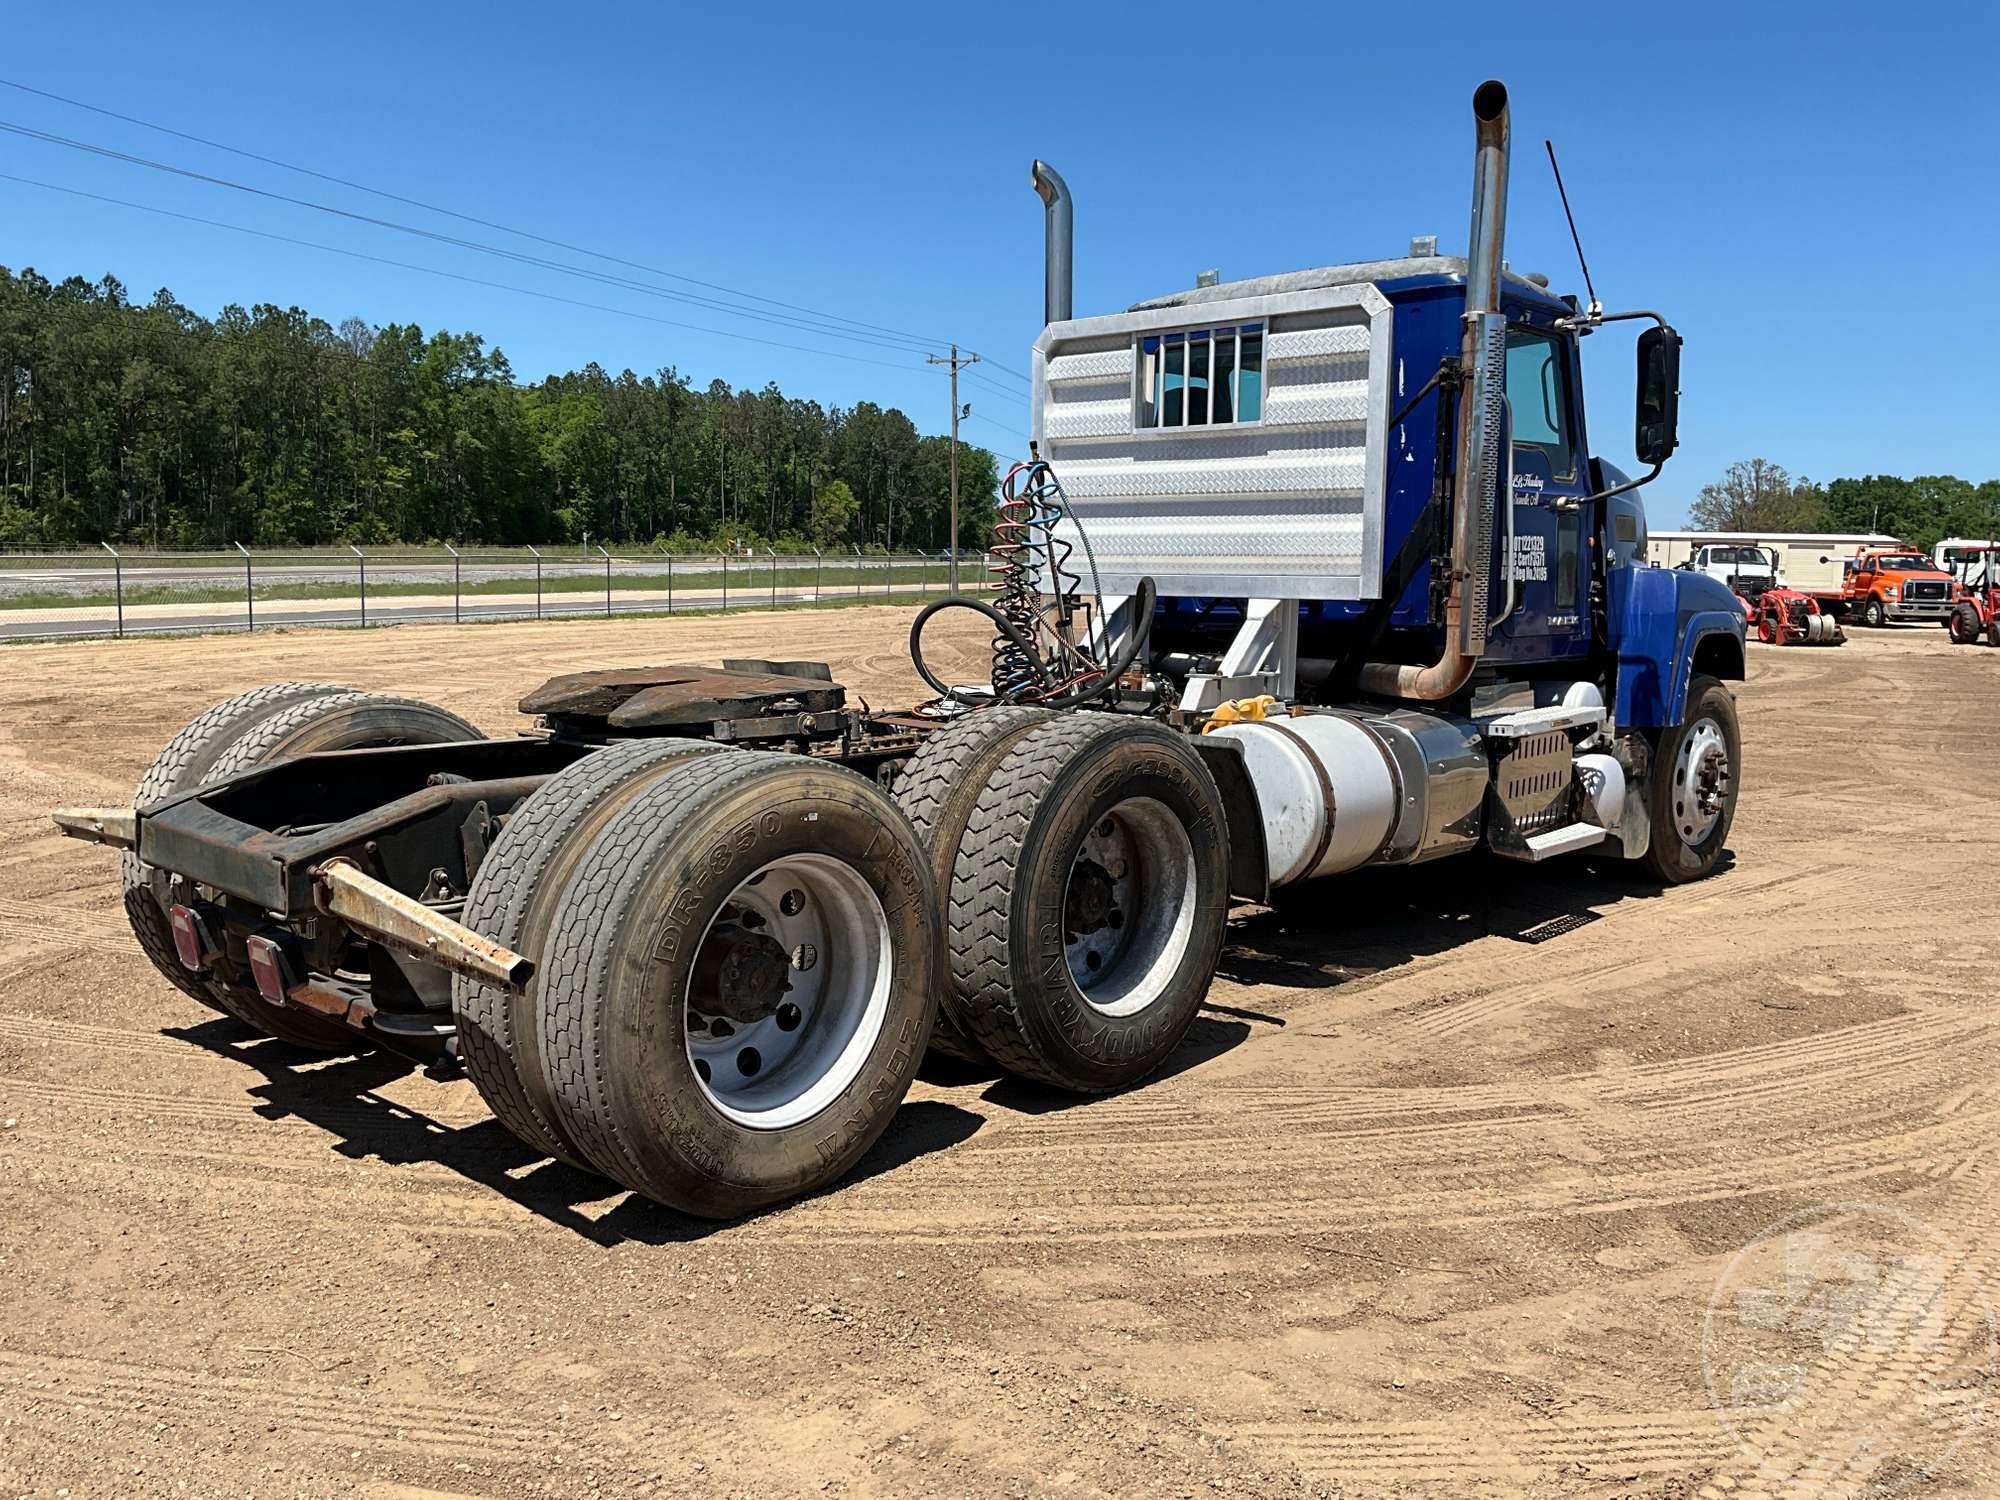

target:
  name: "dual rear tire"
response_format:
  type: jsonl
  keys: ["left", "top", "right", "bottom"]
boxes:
{"left": 458, "top": 748, "right": 939, "bottom": 1219}
{"left": 915, "top": 713, "right": 1231, "bottom": 1094}
{"left": 123, "top": 684, "right": 483, "bottom": 1049}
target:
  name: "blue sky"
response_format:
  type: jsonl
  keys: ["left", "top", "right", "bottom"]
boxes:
{"left": 3, "top": 1, "right": 1993, "bottom": 525}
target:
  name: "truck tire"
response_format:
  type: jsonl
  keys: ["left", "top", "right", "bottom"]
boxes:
{"left": 1861, "top": 597, "right": 1886, "bottom": 628}
{"left": 945, "top": 714, "right": 1230, "bottom": 1094}
{"left": 1643, "top": 675, "right": 1740, "bottom": 885}
{"left": 205, "top": 690, "right": 482, "bottom": 779}
{"left": 196, "top": 692, "right": 484, "bottom": 1048}
{"left": 453, "top": 738, "right": 732, "bottom": 1171}
{"left": 536, "top": 752, "right": 938, "bottom": 1218}
{"left": 1948, "top": 605, "right": 1981, "bottom": 645}
{"left": 891, "top": 705, "right": 1055, "bottom": 1066}
{"left": 122, "top": 682, "right": 348, "bottom": 1016}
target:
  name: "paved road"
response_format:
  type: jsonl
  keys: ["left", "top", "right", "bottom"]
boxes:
{"left": 0, "top": 557, "right": 959, "bottom": 602}
{"left": 0, "top": 584, "right": 966, "bottom": 641}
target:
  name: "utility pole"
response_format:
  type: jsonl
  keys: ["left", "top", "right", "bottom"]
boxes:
{"left": 927, "top": 344, "right": 979, "bottom": 590}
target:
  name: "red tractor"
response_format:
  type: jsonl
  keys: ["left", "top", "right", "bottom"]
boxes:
{"left": 1945, "top": 544, "right": 1999, "bottom": 646}
{"left": 1731, "top": 547, "right": 1844, "bottom": 646}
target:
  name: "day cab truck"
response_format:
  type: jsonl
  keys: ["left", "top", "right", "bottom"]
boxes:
{"left": 1817, "top": 546, "right": 1957, "bottom": 628}
{"left": 53, "top": 81, "right": 1747, "bottom": 1220}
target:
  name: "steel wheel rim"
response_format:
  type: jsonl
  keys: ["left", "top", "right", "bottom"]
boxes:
{"left": 1672, "top": 717, "right": 1731, "bottom": 848}
{"left": 684, "top": 853, "right": 891, "bottom": 1131}
{"left": 1061, "top": 796, "right": 1197, "bottom": 1018}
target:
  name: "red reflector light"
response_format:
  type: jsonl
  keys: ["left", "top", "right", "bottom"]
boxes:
{"left": 244, "top": 936, "right": 290, "bottom": 1004}
{"left": 168, "top": 905, "right": 207, "bottom": 972}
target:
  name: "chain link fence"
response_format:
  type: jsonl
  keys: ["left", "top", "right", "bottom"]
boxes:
{"left": 0, "top": 546, "right": 992, "bottom": 643}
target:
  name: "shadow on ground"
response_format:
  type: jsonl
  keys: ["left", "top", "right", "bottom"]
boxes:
{"left": 162, "top": 1015, "right": 982, "bottom": 1247}
{"left": 159, "top": 848, "right": 1710, "bottom": 1240}
{"left": 1215, "top": 849, "right": 1695, "bottom": 993}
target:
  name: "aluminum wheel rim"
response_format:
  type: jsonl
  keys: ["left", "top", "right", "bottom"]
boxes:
{"left": 684, "top": 853, "right": 891, "bottom": 1131}
{"left": 1672, "top": 717, "right": 1732, "bottom": 848}
{"left": 1061, "top": 796, "right": 1197, "bottom": 1018}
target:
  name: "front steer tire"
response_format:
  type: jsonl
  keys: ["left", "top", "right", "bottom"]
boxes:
{"left": 1642, "top": 675, "right": 1741, "bottom": 885}
{"left": 945, "top": 714, "right": 1230, "bottom": 1094}
{"left": 535, "top": 752, "right": 939, "bottom": 1219}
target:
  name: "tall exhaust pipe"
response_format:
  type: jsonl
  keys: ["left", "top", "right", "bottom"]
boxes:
{"left": 1031, "top": 160, "right": 1073, "bottom": 325}
{"left": 1360, "top": 80, "right": 1511, "bottom": 702}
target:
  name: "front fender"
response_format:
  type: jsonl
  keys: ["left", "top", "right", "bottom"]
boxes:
{"left": 1607, "top": 564, "right": 1747, "bottom": 729}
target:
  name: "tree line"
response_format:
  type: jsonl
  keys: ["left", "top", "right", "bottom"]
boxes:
{"left": 0, "top": 267, "right": 1005, "bottom": 551}
{"left": 1688, "top": 458, "right": 2000, "bottom": 549}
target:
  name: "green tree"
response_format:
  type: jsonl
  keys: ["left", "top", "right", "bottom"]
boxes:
{"left": 1687, "top": 458, "right": 1826, "bottom": 532}
{"left": 810, "top": 478, "right": 858, "bottom": 548}
{"left": 0, "top": 262, "right": 1000, "bottom": 550}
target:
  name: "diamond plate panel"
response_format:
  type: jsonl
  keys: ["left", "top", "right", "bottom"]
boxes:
{"left": 1267, "top": 324, "right": 1371, "bottom": 361}
{"left": 1046, "top": 347, "right": 1133, "bottom": 384}
{"left": 1044, "top": 397, "right": 1132, "bottom": 441}
{"left": 1034, "top": 284, "right": 1391, "bottom": 599}
{"left": 1263, "top": 380, "right": 1371, "bottom": 427}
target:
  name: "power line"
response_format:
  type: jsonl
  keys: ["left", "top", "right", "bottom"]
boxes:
{"left": 965, "top": 411, "right": 1029, "bottom": 441}
{"left": 964, "top": 370, "right": 1028, "bottom": 405}
{"left": 0, "top": 172, "right": 929, "bottom": 374}
{"left": 0, "top": 75, "right": 950, "bottom": 349}
{"left": 965, "top": 352, "right": 1031, "bottom": 384}
{"left": 0, "top": 119, "right": 950, "bottom": 358}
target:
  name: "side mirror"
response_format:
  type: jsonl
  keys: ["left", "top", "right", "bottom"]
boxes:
{"left": 1635, "top": 325, "right": 1682, "bottom": 467}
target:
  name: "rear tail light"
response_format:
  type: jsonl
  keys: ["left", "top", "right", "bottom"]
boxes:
{"left": 244, "top": 936, "right": 292, "bottom": 1004}
{"left": 167, "top": 905, "right": 211, "bottom": 972}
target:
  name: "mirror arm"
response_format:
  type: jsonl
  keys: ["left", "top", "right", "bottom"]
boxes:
{"left": 1555, "top": 307, "right": 1670, "bottom": 334}
{"left": 1576, "top": 460, "right": 1664, "bottom": 508}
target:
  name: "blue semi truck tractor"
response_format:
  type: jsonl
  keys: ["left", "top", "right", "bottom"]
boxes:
{"left": 55, "top": 81, "right": 1743, "bottom": 1219}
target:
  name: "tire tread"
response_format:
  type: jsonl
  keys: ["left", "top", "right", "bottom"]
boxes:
{"left": 454, "top": 739, "right": 729, "bottom": 1167}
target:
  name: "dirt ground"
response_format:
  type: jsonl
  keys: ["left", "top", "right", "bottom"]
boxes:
{"left": 1, "top": 609, "right": 1995, "bottom": 1499}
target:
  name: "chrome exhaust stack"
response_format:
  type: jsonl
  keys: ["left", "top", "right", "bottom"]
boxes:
{"left": 1031, "top": 160, "right": 1073, "bottom": 326}
{"left": 1361, "top": 80, "right": 1512, "bottom": 701}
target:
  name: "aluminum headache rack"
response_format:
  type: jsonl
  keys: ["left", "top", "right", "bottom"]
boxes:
{"left": 1031, "top": 283, "right": 1397, "bottom": 603}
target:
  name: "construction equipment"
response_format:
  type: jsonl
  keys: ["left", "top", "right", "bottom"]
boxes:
{"left": 1716, "top": 546, "right": 1843, "bottom": 646}
{"left": 54, "top": 81, "right": 1746, "bottom": 1220}
{"left": 1750, "top": 585, "right": 1844, "bottom": 646}
{"left": 1943, "top": 543, "right": 2000, "bottom": 646}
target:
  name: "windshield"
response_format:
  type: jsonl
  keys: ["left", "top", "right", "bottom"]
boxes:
{"left": 1706, "top": 547, "right": 1771, "bottom": 566}
{"left": 1868, "top": 555, "right": 1940, "bottom": 572}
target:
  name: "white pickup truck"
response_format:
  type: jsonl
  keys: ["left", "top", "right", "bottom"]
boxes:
{"left": 1684, "top": 543, "right": 1781, "bottom": 598}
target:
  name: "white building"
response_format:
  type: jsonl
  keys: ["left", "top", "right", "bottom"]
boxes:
{"left": 1647, "top": 530, "right": 1900, "bottom": 592}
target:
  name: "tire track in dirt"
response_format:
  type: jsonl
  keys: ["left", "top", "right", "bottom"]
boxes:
{"left": 0, "top": 1349, "right": 582, "bottom": 1465}
{"left": 0, "top": 897, "right": 142, "bottom": 957}
{"left": 0, "top": 1011, "right": 204, "bottom": 1059}
{"left": 1693, "top": 1170, "right": 1999, "bottom": 1498}
{"left": 1400, "top": 861, "right": 1855, "bottom": 1040}
{"left": 754, "top": 1013, "right": 2000, "bottom": 1244}
{"left": 1240, "top": 1410, "right": 1731, "bottom": 1485}
{"left": 0, "top": 1075, "right": 492, "bottom": 1131}
{"left": 9, "top": 1013, "right": 1990, "bottom": 1248}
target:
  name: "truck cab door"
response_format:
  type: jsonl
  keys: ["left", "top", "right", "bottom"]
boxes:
{"left": 1491, "top": 321, "right": 1589, "bottom": 659}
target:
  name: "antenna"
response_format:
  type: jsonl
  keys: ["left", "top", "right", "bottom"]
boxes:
{"left": 1544, "top": 139, "right": 1601, "bottom": 320}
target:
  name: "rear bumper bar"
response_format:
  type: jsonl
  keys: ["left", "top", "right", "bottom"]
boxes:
{"left": 133, "top": 736, "right": 587, "bottom": 916}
